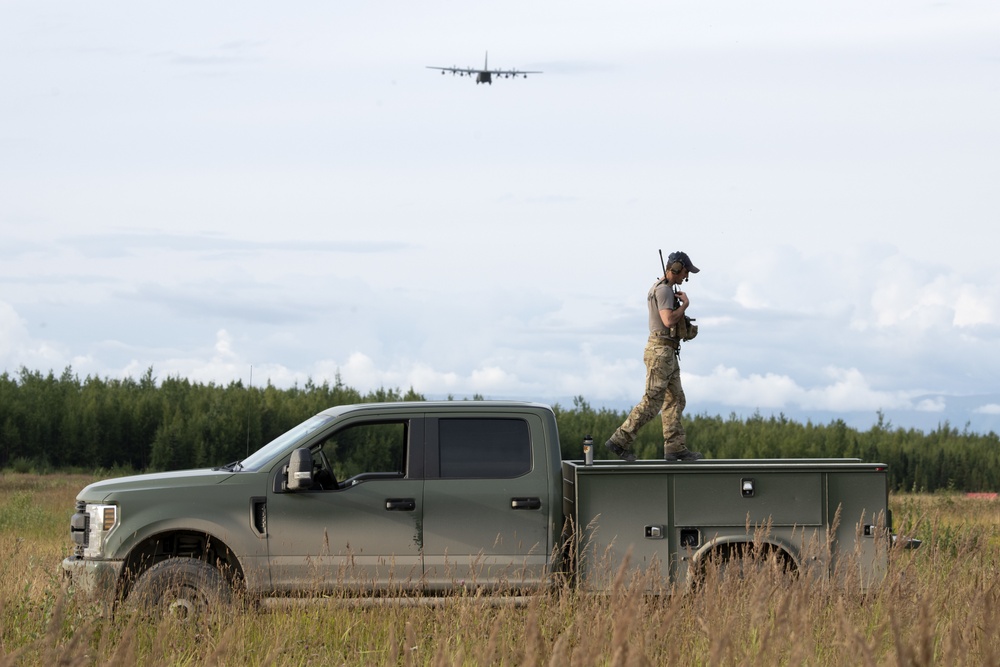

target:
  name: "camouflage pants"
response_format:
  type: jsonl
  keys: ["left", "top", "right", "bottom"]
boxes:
{"left": 609, "top": 336, "right": 687, "bottom": 456}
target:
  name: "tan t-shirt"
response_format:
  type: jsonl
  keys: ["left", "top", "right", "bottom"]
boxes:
{"left": 647, "top": 278, "right": 677, "bottom": 335}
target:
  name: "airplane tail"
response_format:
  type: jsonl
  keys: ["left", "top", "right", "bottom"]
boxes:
{"left": 484, "top": 51, "right": 488, "bottom": 70}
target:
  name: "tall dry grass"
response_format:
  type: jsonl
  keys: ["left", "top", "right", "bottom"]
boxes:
{"left": 1, "top": 473, "right": 998, "bottom": 666}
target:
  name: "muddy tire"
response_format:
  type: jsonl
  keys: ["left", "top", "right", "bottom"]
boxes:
{"left": 127, "top": 557, "right": 232, "bottom": 621}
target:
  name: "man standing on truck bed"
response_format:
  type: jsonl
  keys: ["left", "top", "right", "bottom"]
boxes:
{"left": 606, "top": 251, "right": 704, "bottom": 463}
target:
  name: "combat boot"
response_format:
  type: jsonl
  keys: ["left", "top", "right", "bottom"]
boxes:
{"left": 664, "top": 447, "right": 703, "bottom": 462}
{"left": 605, "top": 440, "right": 637, "bottom": 462}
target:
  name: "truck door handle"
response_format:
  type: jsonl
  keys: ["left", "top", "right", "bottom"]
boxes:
{"left": 511, "top": 497, "right": 541, "bottom": 510}
{"left": 385, "top": 498, "right": 416, "bottom": 511}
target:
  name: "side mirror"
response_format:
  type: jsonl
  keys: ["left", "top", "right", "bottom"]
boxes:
{"left": 285, "top": 448, "right": 314, "bottom": 491}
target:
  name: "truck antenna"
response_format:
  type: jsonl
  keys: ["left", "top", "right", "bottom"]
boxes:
{"left": 246, "top": 365, "right": 253, "bottom": 457}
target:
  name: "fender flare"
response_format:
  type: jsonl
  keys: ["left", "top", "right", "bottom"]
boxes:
{"left": 115, "top": 520, "right": 247, "bottom": 598}
{"left": 686, "top": 534, "right": 801, "bottom": 585}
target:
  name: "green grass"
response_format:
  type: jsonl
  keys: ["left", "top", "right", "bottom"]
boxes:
{"left": 1, "top": 472, "right": 999, "bottom": 665}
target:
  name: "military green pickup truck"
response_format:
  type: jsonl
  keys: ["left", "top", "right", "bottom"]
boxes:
{"left": 62, "top": 401, "right": 903, "bottom": 617}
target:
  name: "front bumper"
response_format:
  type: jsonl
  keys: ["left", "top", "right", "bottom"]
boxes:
{"left": 892, "top": 534, "right": 923, "bottom": 550}
{"left": 61, "top": 556, "right": 124, "bottom": 598}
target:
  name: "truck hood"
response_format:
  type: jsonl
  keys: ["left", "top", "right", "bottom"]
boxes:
{"left": 78, "top": 468, "right": 237, "bottom": 502}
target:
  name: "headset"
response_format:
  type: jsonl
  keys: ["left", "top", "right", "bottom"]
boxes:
{"left": 660, "top": 250, "right": 687, "bottom": 274}
{"left": 658, "top": 250, "right": 692, "bottom": 286}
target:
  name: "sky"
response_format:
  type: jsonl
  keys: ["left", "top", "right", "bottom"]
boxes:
{"left": 2, "top": 1, "right": 999, "bottom": 436}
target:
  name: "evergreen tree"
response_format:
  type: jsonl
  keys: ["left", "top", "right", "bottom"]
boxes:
{"left": 1, "top": 365, "right": 999, "bottom": 491}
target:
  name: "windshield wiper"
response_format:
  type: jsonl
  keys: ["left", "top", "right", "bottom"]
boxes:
{"left": 214, "top": 460, "right": 244, "bottom": 472}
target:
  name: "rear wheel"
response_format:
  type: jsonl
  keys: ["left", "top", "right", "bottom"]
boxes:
{"left": 698, "top": 544, "right": 797, "bottom": 586}
{"left": 127, "top": 557, "right": 232, "bottom": 621}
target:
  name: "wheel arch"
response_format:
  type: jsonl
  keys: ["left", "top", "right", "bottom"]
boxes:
{"left": 688, "top": 535, "right": 800, "bottom": 584}
{"left": 118, "top": 529, "right": 245, "bottom": 600}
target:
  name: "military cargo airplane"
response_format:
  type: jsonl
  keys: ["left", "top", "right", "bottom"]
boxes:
{"left": 426, "top": 52, "right": 542, "bottom": 85}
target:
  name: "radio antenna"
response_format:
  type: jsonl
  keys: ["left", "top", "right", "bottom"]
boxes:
{"left": 246, "top": 365, "right": 253, "bottom": 457}
{"left": 659, "top": 249, "right": 666, "bottom": 275}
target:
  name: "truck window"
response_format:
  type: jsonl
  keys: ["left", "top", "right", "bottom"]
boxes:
{"left": 438, "top": 418, "right": 531, "bottom": 479}
{"left": 316, "top": 421, "right": 407, "bottom": 482}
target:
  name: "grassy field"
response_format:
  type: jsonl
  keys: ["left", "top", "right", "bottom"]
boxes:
{"left": 1, "top": 473, "right": 998, "bottom": 666}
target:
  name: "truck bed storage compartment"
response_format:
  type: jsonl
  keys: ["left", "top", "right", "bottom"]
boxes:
{"left": 673, "top": 473, "right": 822, "bottom": 527}
{"left": 569, "top": 470, "right": 671, "bottom": 590}
{"left": 562, "top": 459, "right": 889, "bottom": 593}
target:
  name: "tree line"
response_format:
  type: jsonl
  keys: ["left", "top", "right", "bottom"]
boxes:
{"left": 2, "top": 367, "right": 998, "bottom": 492}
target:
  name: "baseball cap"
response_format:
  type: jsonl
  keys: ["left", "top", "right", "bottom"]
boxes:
{"left": 668, "top": 251, "right": 700, "bottom": 273}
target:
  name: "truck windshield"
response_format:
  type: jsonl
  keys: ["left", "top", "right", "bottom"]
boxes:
{"left": 237, "top": 414, "right": 335, "bottom": 472}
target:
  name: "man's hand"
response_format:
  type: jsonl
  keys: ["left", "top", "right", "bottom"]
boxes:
{"left": 660, "top": 290, "right": 690, "bottom": 328}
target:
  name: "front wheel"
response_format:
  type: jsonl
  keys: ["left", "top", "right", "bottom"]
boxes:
{"left": 127, "top": 557, "right": 232, "bottom": 621}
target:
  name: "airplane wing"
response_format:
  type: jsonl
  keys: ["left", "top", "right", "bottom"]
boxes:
{"left": 426, "top": 65, "right": 543, "bottom": 79}
{"left": 428, "top": 53, "right": 541, "bottom": 80}
{"left": 426, "top": 66, "right": 480, "bottom": 77}
{"left": 488, "top": 69, "right": 543, "bottom": 79}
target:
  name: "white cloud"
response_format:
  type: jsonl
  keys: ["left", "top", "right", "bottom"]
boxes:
{"left": 213, "top": 329, "right": 237, "bottom": 360}
{"left": 687, "top": 364, "right": 918, "bottom": 413}
{"left": 339, "top": 352, "right": 381, "bottom": 388}
{"left": 953, "top": 284, "right": 998, "bottom": 328}
{"left": 0, "top": 302, "right": 27, "bottom": 359}
{"left": 688, "top": 365, "right": 802, "bottom": 409}
{"left": 3, "top": 1, "right": 1000, "bottom": 436}
{"left": 407, "top": 364, "right": 461, "bottom": 392}
{"left": 470, "top": 366, "right": 517, "bottom": 390}
{"left": 974, "top": 404, "right": 1000, "bottom": 416}
{"left": 0, "top": 301, "right": 66, "bottom": 372}
{"left": 733, "top": 282, "right": 769, "bottom": 310}
{"left": 801, "top": 367, "right": 915, "bottom": 412}
{"left": 869, "top": 261, "right": 947, "bottom": 331}
{"left": 915, "top": 397, "right": 947, "bottom": 413}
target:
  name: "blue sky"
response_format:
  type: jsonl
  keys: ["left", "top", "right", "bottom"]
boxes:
{"left": 2, "top": 1, "right": 999, "bottom": 434}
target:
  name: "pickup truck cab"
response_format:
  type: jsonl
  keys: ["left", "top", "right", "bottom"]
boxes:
{"left": 62, "top": 401, "right": 898, "bottom": 617}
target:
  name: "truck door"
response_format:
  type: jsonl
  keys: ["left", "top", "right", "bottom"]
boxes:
{"left": 420, "top": 414, "right": 552, "bottom": 592}
{"left": 265, "top": 418, "right": 424, "bottom": 594}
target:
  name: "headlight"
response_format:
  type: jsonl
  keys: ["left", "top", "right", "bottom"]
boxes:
{"left": 70, "top": 503, "right": 119, "bottom": 558}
